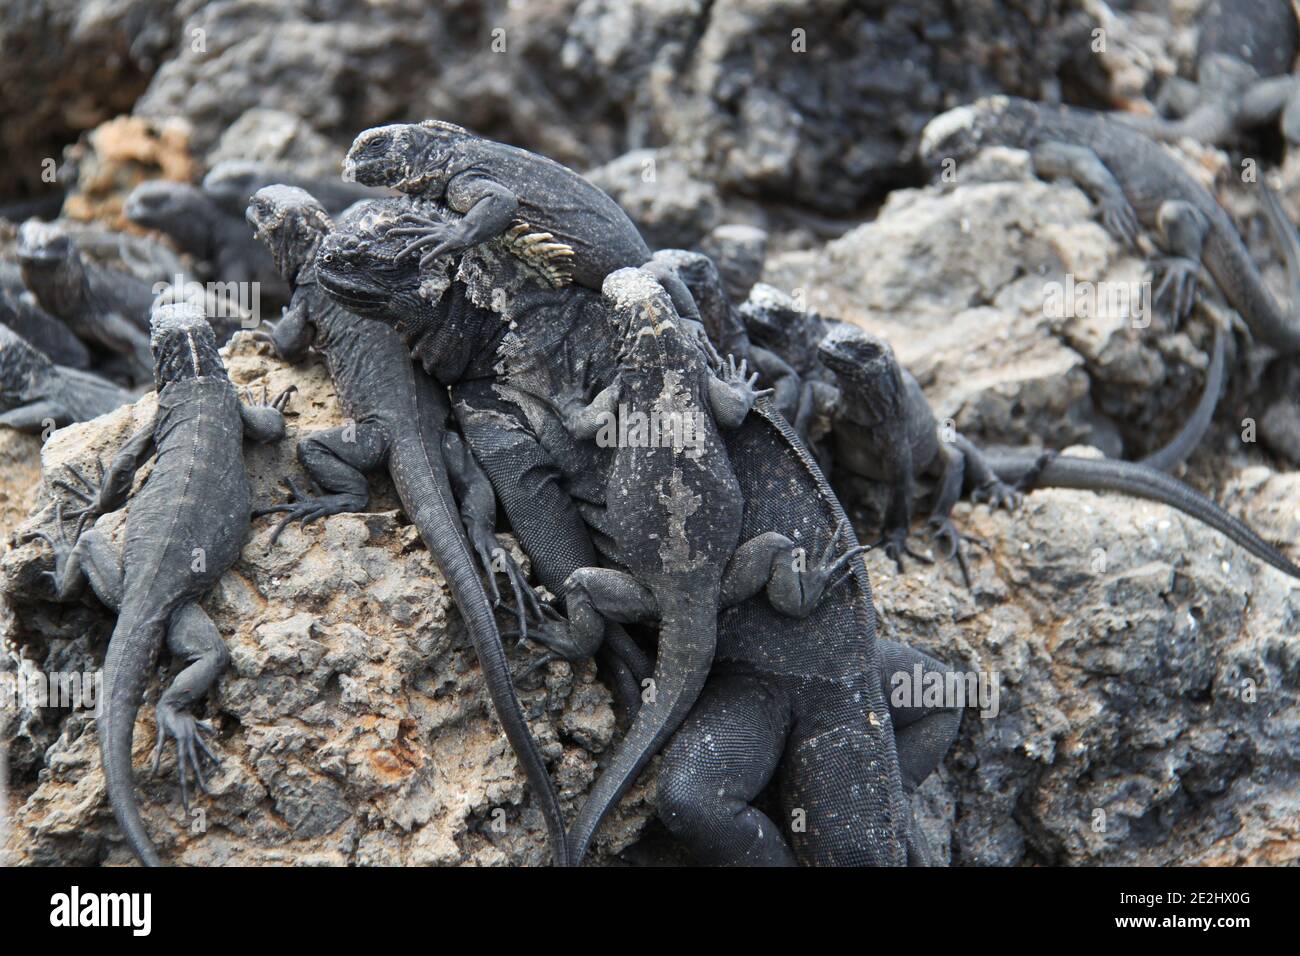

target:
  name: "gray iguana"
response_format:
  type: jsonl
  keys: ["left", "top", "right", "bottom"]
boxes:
{"left": 244, "top": 184, "right": 570, "bottom": 866}
{"left": 504, "top": 268, "right": 869, "bottom": 863}
{"left": 30, "top": 299, "right": 292, "bottom": 866}
{"left": 0, "top": 324, "right": 138, "bottom": 433}
{"left": 1119, "top": 0, "right": 1300, "bottom": 148}
{"left": 313, "top": 198, "right": 955, "bottom": 866}
{"left": 920, "top": 96, "right": 1300, "bottom": 354}
{"left": 341, "top": 121, "right": 703, "bottom": 323}
{"left": 816, "top": 325, "right": 1300, "bottom": 583}
{"left": 0, "top": 260, "right": 91, "bottom": 369}
{"left": 17, "top": 219, "right": 155, "bottom": 381}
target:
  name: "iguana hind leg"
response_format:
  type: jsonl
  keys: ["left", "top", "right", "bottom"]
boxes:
{"left": 720, "top": 519, "right": 866, "bottom": 617}
{"left": 658, "top": 674, "right": 796, "bottom": 866}
{"left": 153, "top": 602, "right": 228, "bottom": 809}
{"left": 254, "top": 423, "right": 387, "bottom": 543}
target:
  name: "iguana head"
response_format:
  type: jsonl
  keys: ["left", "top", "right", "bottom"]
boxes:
{"left": 315, "top": 198, "right": 434, "bottom": 320}
{"left": 124, "top": 181, "right": 216, "bottom": 255}
{"left": 738, "top": 283, "right": 823, "bottom": 364}
{"left": 0, "top": 323, "right": 53, "bottom": 403}
{"left": 149, "top": 299, "right": 226, "bottom": 389}
{"left": 15, "top": 219, "right": 75, "bottom": 270}
{"left": 246, "top": 185, "right": 334, "bottom": 281}
{"left": 817, "top": 324, "right": 903, "bottom": 421}
{"left": 343, "top": 120, "right": 471, "bottom": 194}
{"left": 602, "top": 268, "right": 684, "bottom": 372}
{"left": 918, "top": 96, "right": 1022, "bottom": 168}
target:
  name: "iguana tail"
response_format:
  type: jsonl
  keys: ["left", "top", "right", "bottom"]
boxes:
{"left": 99, "top": 612, "right": 167, "bottom": 867}
{"left": 567, "top": 595, "right": 717, "bottom": 865}
{"left": 1204, "top": 182, "right": 1300, "bottom": 353}
{"left": 986, "top": 449, "right": 1300, "bottom": 579}
{"left": 1139, "top": 320, "right": 1226, "bottom": 472}
{"left": 393, "top": 436, "right": 570, "bottom": 866}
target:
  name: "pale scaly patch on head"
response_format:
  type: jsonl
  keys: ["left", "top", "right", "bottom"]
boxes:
{"left": 919, "top": 104, "right": 979, "bottom": 160}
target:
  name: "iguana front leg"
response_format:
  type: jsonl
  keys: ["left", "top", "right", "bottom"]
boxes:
{"left": 54, "top": 417, "right": 157, "bottom": 521}
{"left": 239, "top": 383, "right": 294, "bottom": 443}
{"left": 1031, "top": 141, "right": 1140, "bottom": 248}
{"left": 391, "top": 173, "right": 520, "bottom": 268}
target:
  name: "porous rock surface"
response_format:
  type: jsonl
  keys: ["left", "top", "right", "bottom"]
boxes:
{"left": 0, "top": 335, "right": 652, "bottom": 866}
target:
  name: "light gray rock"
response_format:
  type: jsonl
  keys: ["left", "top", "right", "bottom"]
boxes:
{"left": 0, "top": 335, "right": 653, "bottom": 866}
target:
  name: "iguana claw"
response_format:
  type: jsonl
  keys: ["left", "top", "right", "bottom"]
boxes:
{"left": 153, "top": 704, "right": 219, "bottom": 811}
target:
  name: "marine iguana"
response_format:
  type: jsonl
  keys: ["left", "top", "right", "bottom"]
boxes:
{"left": 1119, "top": 0, "right": 1300, "bottom": 147}
{"left": 314, "top": 198, "right": 934, "bottom": 866}
{"left": 0, "top": 261, "right": 91, "bottom": 369}
{"left": 341, "top": 121, "right": 703, "bottom": 322}
{"left": 30, "top": 299, "right": 292, "bottom": 866}
{"left": 505, "top": 268, "right": 870, "bottom": 863}
{"left": 0, "top": 324, "right": 138, "bottom": 433}
{"left": 817, "top": 325, "right": 1300, "bottom": 582}
{"left": 244, "top": 184, "right": 570, "bottom": 866}
{"left": 17, "top": 219, "right": 154, "bottom": 380}
{"left": 920, "top": 96, "right": 1300, "bottom": 353}
{"left": 124, "top": 180, "right": 288, "bottom": 304}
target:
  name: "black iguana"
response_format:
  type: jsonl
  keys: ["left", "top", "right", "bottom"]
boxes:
{"left": 505, "top": 267, "right": 872, "bottom": 863}
{"left": 920, "top": 96, "right": 1300, "bottom": 353}
{"left": 17, "top": 219, "right": 155, "bottom": 381}
{"left": 816, "top": 324, "right": 1300, "bottom": 582}
{"left": 313, "top": 198, "right": 949, "bottom": 866}
{"left": 244, "top": 184, "right": 570, "bottom": 866}
{"left": 0, "top": 260, "right": 91, "bottom": 369}
{"left": 0, "top": 324, "right": 139, "bottom": 433}
{"left": 341, "top": 121, "right": 703, "bottom": 322}
{"left": 30, "top": 299, "right": 292, "bottom": 866}
{"left": 124, "top": 180, "right": 288, "bottom": 304}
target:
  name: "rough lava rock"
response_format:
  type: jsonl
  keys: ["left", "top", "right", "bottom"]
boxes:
{"left": 0, "top": 335, "right": 652, "bottom": 866}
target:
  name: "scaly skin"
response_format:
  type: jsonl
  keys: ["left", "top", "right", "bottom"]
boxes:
{"left": 0, "top": 323, "right": 138, "bottom": 433}
{"left": 921, "top": 96, "right": 1300, "bottom": 353}
{"left": 17, "top": 219, "right": 155, "bottom": 380}
{"left": 32, "top": 300, "right": 290, "bottom": 866}
{"left": 342, "top": 122, "right": 702, "bottom": 320}
{"left": 244, "top": 185, "right": 570, "bottom": 866}
{"left": 0, "top": 260, "right": 91, "bottom": 368}
{"left": 817, "top": 325, "right": 1300, "bottom": 582}
{"left": 315, "top": 198, "right": 916, "bottom": 866}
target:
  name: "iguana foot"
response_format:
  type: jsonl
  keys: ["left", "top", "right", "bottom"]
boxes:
{"left": 465, "top": 522, "right": 541, "bottom": 640}
{"left": 970, "top": 478, "right": 1022, "bottom": 510}
{"left": 787, "top": 518, "right": 868, "bottom": 614}
{"left": 243, "top": 382, "right": 296, "bottom": 412}
{"left": 929, "top": 517, "right": 975, "bottom": 588}
{"left": 1100, "top": 197, "right": 1141, "bottom": 248}
{"left": 874, "top": 526, "right": 934, "bottom": 574}
{"left": 152, "top": 703, "right": 219, "bottom": 811}
{"left": 1152, "top": 256, "right": 1200, "bottom": 323}
{"left": 52, "top": 457, "right": 107, "bottom": 521}
{"left": 389, "top": 217, "right": 469, "bottom": 269}
{"left": 517, "top": 602, "right": 590, "bottom": 663}
{"left": 26, "top": 502, "right": 91, "bottom": 591}
{"left": 253, "top": 477, "right": 364, "bottom": 546}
